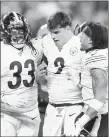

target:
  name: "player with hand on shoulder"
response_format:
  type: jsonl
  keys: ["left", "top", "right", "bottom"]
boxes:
{"left": 74, "top": 21, "right": 108, "bottom": 137}
{"left": 37, "top": 11, "right": 85, "bottom": 136}
{"left": 1, "top": 11, "right": 44, "bottom": 136}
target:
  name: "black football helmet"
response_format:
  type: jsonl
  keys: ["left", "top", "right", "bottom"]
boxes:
{"left": 1, "top": 11, "right": 31, "bottom": 46}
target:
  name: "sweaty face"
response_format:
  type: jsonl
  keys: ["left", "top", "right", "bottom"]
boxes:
{"left": 79, "top": 32, "right": 92, "bottom": 51}
{"left": 10, "top": 28, "right": 25, "bottom": 49}
{"left": 50, "top": 27, "right": 69, "bottom": 50}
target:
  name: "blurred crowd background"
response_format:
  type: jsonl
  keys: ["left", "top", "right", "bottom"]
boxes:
{"left": 1, "top": 1, "right": 108, "bottom": 38}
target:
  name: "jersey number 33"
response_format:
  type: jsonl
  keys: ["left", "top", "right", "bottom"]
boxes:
{"left": 8, "top": 59, "right": 35, "bottom": 89}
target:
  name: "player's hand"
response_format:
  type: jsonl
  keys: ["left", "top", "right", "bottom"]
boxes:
{"left": 74, "top": 121, "right": 83, "bottom": 136}
{"left": 36, "top": 61, "right": 47, "bottom": 84}
{"left": 2, "top": 94, "right": 29, "bottom": 108}
{"left": 63, "top": 123, "right": 82, "bottom": 137}
{"left": 36, "top": 61, "right": 47, "bottom": 76}
{"left": 74, "top": 113, "right": 90, "bottom": 136}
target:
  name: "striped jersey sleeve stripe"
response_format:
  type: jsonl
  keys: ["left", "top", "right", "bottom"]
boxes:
{"left": 85, "top": 55, "right": 106, "bottom": 64}
{"left": 85, "top": 58, "right": 107, "bottom": 65}
{"left": 86, "top": 55, "right": 106, "bottom": 61}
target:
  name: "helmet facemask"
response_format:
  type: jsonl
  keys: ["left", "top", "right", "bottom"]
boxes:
{"left": 10, "top": 27, "right": 25, "bottom": 45}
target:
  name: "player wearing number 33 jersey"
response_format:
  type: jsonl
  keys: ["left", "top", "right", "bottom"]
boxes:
{"left": 1, "top": 39, "right": 43, "bottom": 112}
{"left": 1, "top": 11, "right": 43, "bottom": 136}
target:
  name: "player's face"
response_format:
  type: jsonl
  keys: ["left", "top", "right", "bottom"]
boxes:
{"left": 10, "top": 28, "right": 25, "bottom": 49}
{"left": 79, "top": 32, "right": 92, "bottom": 51}
{"left": 51, "top": 27, "right": 69, "bottom": 50}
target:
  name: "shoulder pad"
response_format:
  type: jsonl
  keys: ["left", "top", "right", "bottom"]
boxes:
{"left": 85, "top": 49, "right": 108, "bottom": 70}
{"left": 31, "top": 37, "right": 43, "bottom": 49}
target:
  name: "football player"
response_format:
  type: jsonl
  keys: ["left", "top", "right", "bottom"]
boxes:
{"left": 36, "top": 11, "right": 85, "bottom": 136}
{"left": 1, "top": 11, "right": 45, "bottom": 136}
{"left": 74, "top": 21, "right": 108, "bottom": 136}
{"left": 37, "top": 24, "right": 49, "bottom": 39}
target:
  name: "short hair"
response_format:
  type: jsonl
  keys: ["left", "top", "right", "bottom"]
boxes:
{"left": 47, "top": 11, "right": 72, "bottom": 32}
{"left": 81, "top": 21, "right": 108, "bottom": 49}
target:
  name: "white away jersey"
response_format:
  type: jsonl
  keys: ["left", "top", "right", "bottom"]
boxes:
{"left": 43, "top": 34, "right": 85, "bottom": 104}
{"left": 81, "top": 49, "right": 108, "bottom": 114}
{"left": 1, "top": 39, "right": 43, "bottom": 112}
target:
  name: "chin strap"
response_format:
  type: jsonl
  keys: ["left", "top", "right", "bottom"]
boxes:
{"left": 10, "top": 42, "right": 24, "bottom": 51}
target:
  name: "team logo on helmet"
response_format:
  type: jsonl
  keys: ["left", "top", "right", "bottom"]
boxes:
{"left": 70, "top": 47, "right": 78, "bottom": 56}
{"left": 31, "top": 49, "right": 39, "bottom": 58}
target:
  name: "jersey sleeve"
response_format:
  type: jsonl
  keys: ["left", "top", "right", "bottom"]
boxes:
{"left": 31, "top": 38, "right": 44, "bottom": 66}
{"left": 42, "top": 34, "right": 51, "bottom": 57}
{"left": 41, "top": 34, "right": 52, "bottom": 65}
{"left": 85, "top": 49, "right": 108, "bottom": 72}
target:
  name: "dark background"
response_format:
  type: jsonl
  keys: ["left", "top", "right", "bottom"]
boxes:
{"left": 1, "top": 1, "right": 108, "bottom": 38}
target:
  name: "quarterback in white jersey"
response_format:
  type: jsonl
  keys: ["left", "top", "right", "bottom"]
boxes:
{"left": 74, "top": 22, "right": 108, "bottom": 136}
{"left": 1, "top": 12, "right": 43, "bottom": 136}
{"left": 43, "top": 34, "right": 83, "bottom": 104}
{"left": 37, "top": 12, "right": 85, "bottom": 136}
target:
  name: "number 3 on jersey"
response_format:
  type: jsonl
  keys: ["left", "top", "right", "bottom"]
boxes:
{"left": 8, "top": 59, "right": 35, "bottom": 89}
{"left": 54, "top": 57, "right": 65, "bottom": 74}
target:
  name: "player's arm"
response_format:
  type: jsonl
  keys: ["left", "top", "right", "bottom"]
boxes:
{"left": 35, "top": 53, "right": 48, "bottom": 85}
{"left": 85, "top": 68, "right": 107, "bottom": 118}
{"left": 36, "top": 62, "right": 47, "bottom": 85}
{"left": 1, "top": 102, "right": 24, "bottom": 114}
{"left": 74, "top": 68, "right": 107, "bottom": 136}
{"left": 1, "top": 93, "right": 31, "bottom": 113}
{"left": 33, "top": 38, "right": 48, "bottom": 85}
{"left": 1, "top": 93, "right": 33, "bottom": 113}
{"left": 1, "top": 102, "right": 37, "bottom": 126}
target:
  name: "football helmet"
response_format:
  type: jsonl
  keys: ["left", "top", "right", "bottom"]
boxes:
{"left": 1, "top": 11, "right": 31, "bottom": 47}
{"left": 37, "top": 24, "right": 49, "bottom": 38}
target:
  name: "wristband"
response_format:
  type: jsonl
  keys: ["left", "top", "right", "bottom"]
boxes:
{"left": 88, "top": 99, "right": 104, "bottom": 112}
{"left": 77, "top": 114, "right": 90, "bottom": 127}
